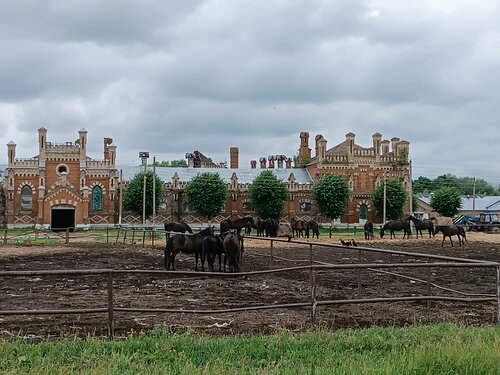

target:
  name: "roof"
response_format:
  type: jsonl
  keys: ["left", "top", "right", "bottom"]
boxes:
{"left": 119, "top": 166, "right": 313, "bottom": 184}
{"left": 0, "top": 164, "right": 313, "bottom": 185}
{"left": 419, "top": 195, "right": 500, "bottom": 212}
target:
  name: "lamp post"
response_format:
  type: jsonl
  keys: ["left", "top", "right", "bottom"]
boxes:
{"left": 139, "top": 152, "right": 149, "bottom": 226}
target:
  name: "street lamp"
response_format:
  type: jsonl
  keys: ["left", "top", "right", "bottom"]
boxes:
{"left": 139, "top": 152, "right": 149, "bottom": 225}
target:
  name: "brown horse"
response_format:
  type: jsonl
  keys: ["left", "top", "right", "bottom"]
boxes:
{"left": 164, "top": 227, "right": 214, "bottom": 271}
{"left": 220, "top": 216, "right": 254, "bottom": 235}
{"left": 434, "top": 225, "right": 466, "bottom": 247}
{"left": 380, "top": 220, "right": 411, "bottom": 239}
{"left": 223, "top": 232, "right": 244, "bottom": 273}
{"left": 164, "top": 221, "right": 193, "bottom": 239}
{"left": 363, "top": 221, "right": 374, "bottom": 240}
{"left": 405, "top": 215, "right": 434, "bottom": 238}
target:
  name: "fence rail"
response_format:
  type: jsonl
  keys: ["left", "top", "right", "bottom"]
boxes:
{"left": 1, "top": 262, "right": 499, "bottom": 340}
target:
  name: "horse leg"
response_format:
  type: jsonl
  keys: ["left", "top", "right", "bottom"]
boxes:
{"left": 441, "top": 235, "right": 445, "bottom": 247}
{"left": 449, "top": 236, "right": 454, "bottom": 247}
{"left": 195, "top": 252, "right": 199, "bottom": 271}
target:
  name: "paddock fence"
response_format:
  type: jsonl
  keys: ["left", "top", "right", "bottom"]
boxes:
{"left": 1, "top": 262, "right": 499, "bottom": 340}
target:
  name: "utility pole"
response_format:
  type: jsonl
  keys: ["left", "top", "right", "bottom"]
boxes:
{"left": 118, "top": 169, "right": 123, "bottom": 226}
{"left": 472, "top": 177, "right": 476, "bottom": 217}
{"left": 139, "top": 152, "right": 149, "bottom": 226}
{"left": 152, "top": 156, "right": 156, "bottom": 229}
{"left": 383, "top": 170, "right": 387, "bottom": 224}
{"left": 409, "top": 160, "right": 413, "bottom": 216}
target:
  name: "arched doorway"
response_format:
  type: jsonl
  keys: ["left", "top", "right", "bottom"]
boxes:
{"left": 51, "top": 205, "right": 76, "bottom": 231}
{"left": 359, "top": 204, "right": 368, "bottom": 224}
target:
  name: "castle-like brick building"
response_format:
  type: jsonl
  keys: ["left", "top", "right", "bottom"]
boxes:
{"left": 2, "top": 128, "right": 410, "bottom": 228}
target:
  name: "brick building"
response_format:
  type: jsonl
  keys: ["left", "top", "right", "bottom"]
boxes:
{"left": 3, "top": 128, "right": 118, "bottom": 229}
{"left": 2, "top": 129, "right": 410, "bottom": 228}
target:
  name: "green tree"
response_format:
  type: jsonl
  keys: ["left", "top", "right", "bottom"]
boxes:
{"left": 185, "top": 172, "right": 228, "bottom": 221}
{"left": 311, "top": 173, "right": 349, "bottom": 221}
{"left": 123, "top": 171, "right": 164, "bottom": 217}
{"left": 430, "top": 187, "right": 462, "bottom": 217}
{"left": 153, "top": 159, "right": 187, "bottom": 167}
{"left": 372, "top": 179, "right": 408, "bottom": 220}
{"left": 412, "top": 176, "right": 433, "bottom": 194}
{"left": 248, "top": 171, "right": 288, "bottom": 220}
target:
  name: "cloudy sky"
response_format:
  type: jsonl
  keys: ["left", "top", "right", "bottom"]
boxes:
{"left": 1, "top": 0, "right": 500, "bottom": 184}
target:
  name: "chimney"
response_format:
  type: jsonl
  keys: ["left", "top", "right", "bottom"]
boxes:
{"left": 346, "top": 132, "right": 355, "bottom": 160}
{"left": 285, "top": 158, "right": 292, "bottom": 169}
{"left": 268, "top": 155, "right": 275, "bottom": 169}
{"left": 7, "top": 141, "right": 16, "bottom": 166}
{"left": 298, "top": 132, "right": 311, "bottom": 162}
{"left": 372, "top": 132, "right": 382, "bottom": 158}
{"left": 230, "top": 147, "right": 239, "bottom": 169}
{"left": 250, "top": 160, "right": 257, "bottom": 169}
{"left": 38, "top": 127, "right": 47, "bottom": 163}
{"left": 259, "top": 157, "right": 267, "bottom": 169}
{"left": 391, "top": 137, "right": 400, "bottom": 157}
{"left": 315, "top": 134, "right": 323, "bottom": 158}
{"left": 277, "top": 155, "right": 284, "bottom": 169}
{"left": 381, "top": 140, "right": 390, "bottom": 155}
{"left": 78, "top": 128, "right": 88, "bottom": 162}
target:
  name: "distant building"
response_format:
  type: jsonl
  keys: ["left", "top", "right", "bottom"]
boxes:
{"left": 1, "top": 129, "right": 411, "bottom": 228}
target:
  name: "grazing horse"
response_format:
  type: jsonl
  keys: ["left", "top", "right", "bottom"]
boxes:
{"left": 223, "top": 233, "right": 244, "bottom": 273}
{"left": 405, "top": 215, "right": 434, "bottom": 238}
{"left": 201, "top": 235, "right": 225, "bottom": 272}
{"left": 164, "top": 221, "right": 192, "bottom": 240}
{"left": 363, "top": 221, "right": 374, "bottom": 240}
{"left": 434, "top": 225, "right": 466, "bottom": 247}
{"left": 164, "top": 227, "right": 214, "bottom": 271}
{"left": 220, "top": 216, "right": 254, "bottom": 235}
{"left": 380, "top": 220, "right": 411, "bottom": 239}
{"left": 307, "top": 220, "right": 320, "bottom": 239}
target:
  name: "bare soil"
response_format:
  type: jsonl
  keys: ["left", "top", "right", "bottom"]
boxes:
{"left": 0, "top": 232, "right": 499, "bottom": 340}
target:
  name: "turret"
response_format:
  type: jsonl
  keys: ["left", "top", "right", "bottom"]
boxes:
{"left": 38, "top": 127, "right": 47, "bottom": 164}
{"left": 372, "top": 133, "right": 382, "bottom": 159}
{"left": 7, "top": 141, "right": 16, "bottom": 166}
{"left": 79, "top": 128, "right": 88, "bottom": 163}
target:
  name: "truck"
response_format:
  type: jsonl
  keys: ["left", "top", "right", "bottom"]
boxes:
{"left": 465, "top": 212, "right": 500, "bottom": 232}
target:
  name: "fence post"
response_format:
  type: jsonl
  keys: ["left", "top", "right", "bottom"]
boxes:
{"left": 107, "top": 272, "right": 114, "bottom": 340}
{"left": 329, "top": 226, "right": 332, "bottom": 239}
{"left": 142, "top": 230, "right": 146, "bottom": 247}
{"left": 3, "top": 230, "right": 7, "bottom": 245}
{"left": 123, "top": 229, "right": 128, "bottom": 244}
{"left": 106, "top": 227, "right": 109, "bottom": 244}
{"left": 115, "top": 228, "right": 121, "bottom": 244}
{"left": 426, "top": 257, "right": 432, "bottom": 309}
{"left": 310, "top": 266, "right": 317, "bottom": 326}
{"left": 270, "top": 240, "right": 274, "bottom": 267}
{"left": 496, "top": 265, "right": 500, "bottom": 325}
{"left": 309, "top": 243, "right": 313, "bottom": 266}
{"left": 130, "top": 229, "right": 135, "bottom": 245}
{"left": 357, "top": 249, "right": 362, "bottom": 294}
{"left": 152, "top": 229, "right": 155, "bottom": 248}
{"left": 65, "top": 228, "right": 69, "bottom": 244}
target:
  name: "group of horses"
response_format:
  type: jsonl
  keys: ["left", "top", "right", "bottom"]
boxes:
{"left": 163, "top": 222, "right": 244, "bottom": 273}
{"left": 290, "top": 218, "right": 320, "bottom": 239}
{"left": 377, "top": 215, "right": 467, "bottom": 247}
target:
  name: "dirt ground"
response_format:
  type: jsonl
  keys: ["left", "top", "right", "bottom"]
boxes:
{"left": 0, "top": 232, "right": 499, "bottom": 340}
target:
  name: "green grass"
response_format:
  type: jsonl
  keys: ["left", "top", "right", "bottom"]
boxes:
{"left": 0, "top": 324, "right": 499, "bottom": 374}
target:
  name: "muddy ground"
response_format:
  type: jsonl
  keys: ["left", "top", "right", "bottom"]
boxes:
{"left": 0, "top": 233, "right": 499, "bottom": 340}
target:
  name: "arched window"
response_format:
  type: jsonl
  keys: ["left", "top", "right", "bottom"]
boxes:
{"left": 359, "top": 204, "right": 368, "bottom": 220}
{"left": 92, "top": 186, "right": 103, "bottom": 212}
{"left": 21, "top": 186, "right": 32, "bottom": 211}
{"left": 300, "top": 202, "right": 311, "bottom": 212}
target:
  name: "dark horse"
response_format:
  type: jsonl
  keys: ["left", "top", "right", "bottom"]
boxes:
{"left": 380, "top": 220, "right": 411, "bottom": 239}
{"left": 220, "top": 216, "right": 254, "bottom": 235}
{"left": 164, "top": 221, "right": 193, "bottom": 239}
{"left": 405, "top": 215, "right": 434, "bottom": 239}
{"left": 434, "top": 225, "right": 466, "bottom": 247}
{"left": 164, "top": 227, "right": 214, "bottom": 271}
{"left": 363, "top": 221, "right": 374, "bottom": 240}
{"left": 201, "top": 234, "right": 225, "bottom": 272}
{"left": 223, "top": 232, "right": 244, "bottom": 273}
{"left": 307, "top": 220, "right": 320, "bottom": 239}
